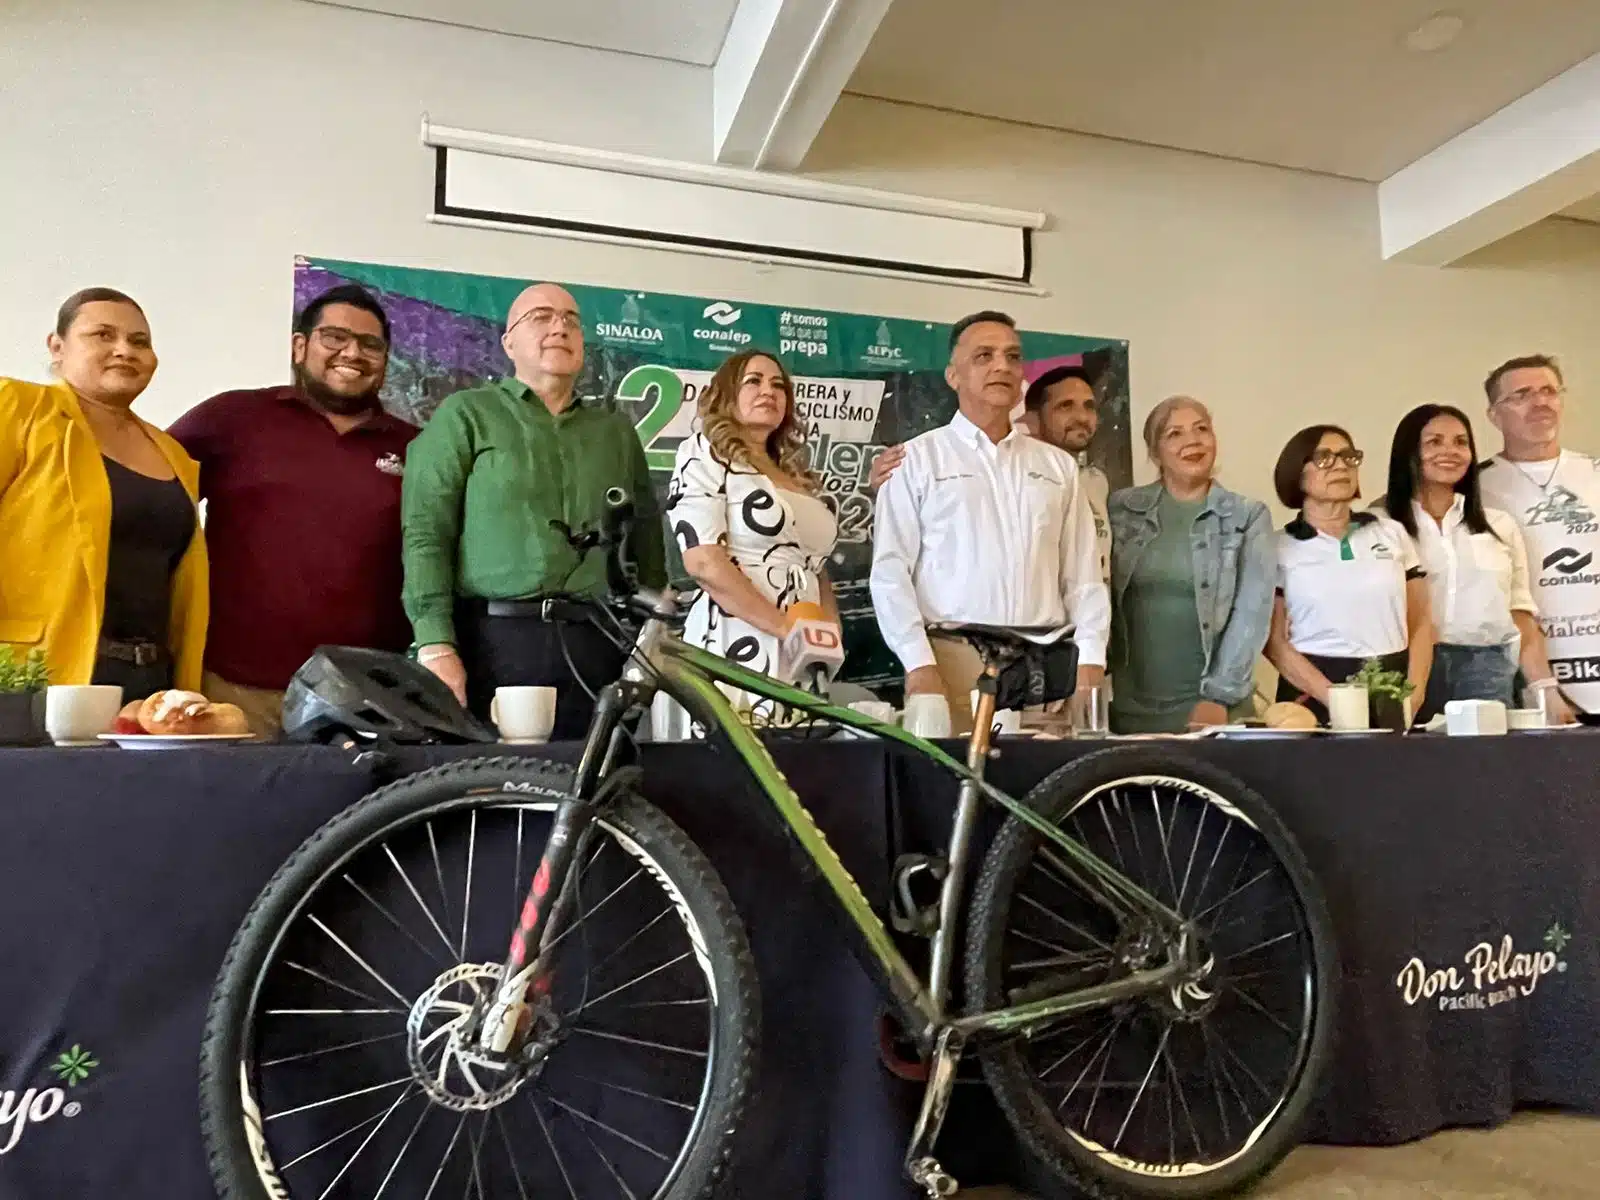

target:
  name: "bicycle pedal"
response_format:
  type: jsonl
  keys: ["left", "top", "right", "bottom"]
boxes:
{"left": 907, "top": 1156, "right": 958, "bottom": 1197}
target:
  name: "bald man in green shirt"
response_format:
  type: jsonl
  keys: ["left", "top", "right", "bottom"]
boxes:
{"left": 402, "top": 282, "right": 666, "bottom": 737}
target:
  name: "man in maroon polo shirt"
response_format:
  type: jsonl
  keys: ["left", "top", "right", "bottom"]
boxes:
{"left": 169, "top": 284, "right": 416, "bottom": 736}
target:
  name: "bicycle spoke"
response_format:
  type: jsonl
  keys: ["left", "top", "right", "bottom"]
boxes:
{"left": 578, "top": 950, "right": 693, "bottom": 1014}
{"left": 541, "top": 867, "right": 646, "bottom": 959}
{"left": 460, "top": 809, "right": 477, "bottom": 961}
{"left": 1150, "top": 788, "right": 1182, "bottom": 909}
{"left": 1231, "top": 929, "right": 1300, "bottom": 961}
{"left": 268, "top": 1075, "right": 411, "bottom": 1122}
{"left": 494, "top": 1109, "right": 533, "bottom": 1200}
{"left": 1209, "top": 893, "right": 1296, "bottom": 942}
{"left": 531, "top": 1097, "right": 581, "bottom": 1200}
{"left": 1123, "top": 787, "right": 1148, "bottom": 884}
{"left": 1198, "top": 1022, "right": 1237, "bottom": 1145}
{"left": 1015, "top": 891, "right": 1115, "bottom": 955}
{"left": 569, "top": 1026, "right": 709, "bottom": 1059}
{"left": 387, "top": 843, "right": 460, "bottom": 961}
{"left": 1228, "top": 984, "right": 1300, "bottom": 1039}
{"left": 422, "top": 1114, "right": 469, "bottom": 1200}
{"left": 1204, "top": 1022, "right": 1274, "bottom": 1103}
{"left": 571, "top": 1108, "right": 645, "bottom": 1200}
{"left": 344, "top": 875, "right": 454, "bottom": 970}
{"left": 1175, "top": 802, "right": 1209, "bottom": 914}
{"left": 1056, "top": 1022, "right": 1117, "bottom": 1113}
{"left": 1192, "top": 865, "right": 1275, "bottom": 926}
{"left": 1093, "top": 799, "right": 1130, "bottom": 876}
{"left": 616, "top": 997, "right": 710, "bottom": 1012}
{"left": 570, "top": 1074, "right": 697, "bottom": 1113}
{"left": 1188, "top": 820, "right": 1234, "bottom": 920}
{"left": 546, "top": 1094, "right": 671, "bottom": 1162}
{"left": 429, "top": 821, "right": 452, "bottom": 931}
{"left": 283, "top": 960, "right": 385, "bottom": 1007}
{"left": 263, "top": 1029, "right": 406, "bottom": 1068}
{"left": 308, "top": 916, "right": 412, "bottom": 1008}
{"left": 1038, "top": 1023, "right": 1106, "bottom": 1081}
{"left": 1112, "top": 1023, "right": 1170, "bottom": 1151}
{"left": 266, "top": 1007, "right": 405, "bottom": 1016}
{"left": 1164, "top": 1037, "right": 1206, "bottom": 1161}
{"left": 375, "top": 1099, "right": 433, "bottom": 1198}
{"left": 465, "top": 1110, "right": 490, "bottom": 1199}
{"left": 1078, "top": 1018, "right": 1123, "bottom": 1133}
{"left": 280, "top": 1098, "right": 395, "bottom": 1170}
{"left": 581, "top": 906, "right": 677, "bottom": 982}
{"left": 315, "top": 1084, "right": 415, "bottom": 1200}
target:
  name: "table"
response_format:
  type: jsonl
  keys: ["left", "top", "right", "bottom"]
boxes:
{"left": 1, "top": 733, "right": 1597, "bottom": 1199}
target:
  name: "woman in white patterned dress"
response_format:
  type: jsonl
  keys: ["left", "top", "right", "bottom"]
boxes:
{"left": 661, "top": 349, "right": 839, "bottom": 727}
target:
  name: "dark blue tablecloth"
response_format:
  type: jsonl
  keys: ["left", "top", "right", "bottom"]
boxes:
{"left": 2, "top": 733, "right": 1599, "bottom": 1199}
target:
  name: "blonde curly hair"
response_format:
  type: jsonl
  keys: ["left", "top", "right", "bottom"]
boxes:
{"left": 697, "top": 349, "right": 817, "bottom": 490}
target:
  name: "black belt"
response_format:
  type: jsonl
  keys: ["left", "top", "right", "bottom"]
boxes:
{"left": 98, "top": 637, "right": 168, "bottom": 668}
{"left": 462, "top": 596, "right": 596, "bottom": 623}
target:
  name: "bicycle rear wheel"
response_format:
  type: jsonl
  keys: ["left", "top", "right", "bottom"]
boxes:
{"left": 201, "top": 757, "right": 758, "bottom": 1200}
{"left": 964, "top": 745, "right": 1335, "bottom": 1199}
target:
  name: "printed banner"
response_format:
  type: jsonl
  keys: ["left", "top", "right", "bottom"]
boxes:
{"left": 294, "top": 257, "right": 1131, "bottom": 688}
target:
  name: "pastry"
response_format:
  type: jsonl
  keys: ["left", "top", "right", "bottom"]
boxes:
{"left": 1264, "top": 701, "right": 1318, "bottom": 730}
{"left": 136, "top": 691, "right": 251, "bottom": 736}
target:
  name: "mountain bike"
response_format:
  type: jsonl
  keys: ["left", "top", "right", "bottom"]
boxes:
{"left": 200, "top": 493, "right": 1336, "bottom": 1200}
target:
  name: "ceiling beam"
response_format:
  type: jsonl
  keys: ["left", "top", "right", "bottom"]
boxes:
{"left": 1380, "top": 51, "right": 1600, "bottom": 265}
{"left": 713, "top": 0, "right": 892, "bottom": 170}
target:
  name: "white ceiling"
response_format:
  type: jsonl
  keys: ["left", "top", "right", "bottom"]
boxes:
{"left": 848, "top": 0, "right": 1600, "bottom": 183}
{"left": 306, "top": 0, "right": 740, "bottom": 66}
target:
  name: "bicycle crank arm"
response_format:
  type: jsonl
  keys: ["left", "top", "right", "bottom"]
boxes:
{"left": 949, "top": 961, "right": 1185, "bottom": 1039}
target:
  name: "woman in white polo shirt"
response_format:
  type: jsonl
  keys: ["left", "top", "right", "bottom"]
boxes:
{"left": 1376, "top": 404, "right": 1570, "bottom": 722}
{"left": 1266, "top": 424, "right": 1435, "bottom": 726}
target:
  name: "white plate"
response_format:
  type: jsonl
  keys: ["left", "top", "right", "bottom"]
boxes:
{"left": 97, "top": 733, "right": 256, "bottom": 750}
{"left": 1209, "top": 726, "right": 1317, "bottom": 739}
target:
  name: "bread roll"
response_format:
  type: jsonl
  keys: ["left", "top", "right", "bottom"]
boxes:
{"left": 193, "top": 703, "right": 250, "bottom": 736}
{"left": 1264, "top": 701, "right": 1318, "bottom": 730}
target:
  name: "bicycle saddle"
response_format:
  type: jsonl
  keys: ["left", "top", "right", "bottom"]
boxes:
{"left": 928, "top": 622, "right": 1074, "bottom": 648}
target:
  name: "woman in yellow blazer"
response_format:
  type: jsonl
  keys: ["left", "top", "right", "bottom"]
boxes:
{"left": 0, "top": 288, "right": 208, "bottom": 697}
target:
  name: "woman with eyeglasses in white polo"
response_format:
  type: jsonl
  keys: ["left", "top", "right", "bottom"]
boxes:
{"left": 1265, "top": 424, "right": 1435, "bottom": 727}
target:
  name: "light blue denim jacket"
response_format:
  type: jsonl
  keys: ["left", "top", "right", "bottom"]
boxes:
{"left": 1107, "top": 481, "right": 1276, "bottom": 706}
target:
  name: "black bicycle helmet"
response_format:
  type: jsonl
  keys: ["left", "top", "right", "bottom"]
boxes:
{"left": 282, "top": 646, "right": 498, "bottom": 746}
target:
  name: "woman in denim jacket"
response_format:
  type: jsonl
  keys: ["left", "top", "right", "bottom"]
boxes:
{"left": 1107, "top": 397, "right": 1275, "bottom": 732}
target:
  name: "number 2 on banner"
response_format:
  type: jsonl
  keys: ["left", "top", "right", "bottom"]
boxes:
{"left": 619, "top": 364, "right": 685, "bottom": 471}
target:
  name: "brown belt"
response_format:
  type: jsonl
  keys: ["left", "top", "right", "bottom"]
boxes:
{"left": 97, "top": 637, "right": 168, "bottom": 668}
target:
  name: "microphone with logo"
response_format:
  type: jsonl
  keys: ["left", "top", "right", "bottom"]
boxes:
{"left": 779, "top": 601, "right": 845, "bottom": 695}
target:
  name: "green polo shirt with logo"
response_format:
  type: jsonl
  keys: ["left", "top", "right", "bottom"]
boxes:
{"left": 401, "top": 377, "right": 666, "bottom": 648}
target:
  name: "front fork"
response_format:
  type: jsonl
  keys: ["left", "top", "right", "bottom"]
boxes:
{"left": 476, "top": 680, "right": 639, "bottom": 1055}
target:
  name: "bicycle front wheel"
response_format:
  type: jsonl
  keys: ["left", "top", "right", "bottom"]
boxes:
{"left": 201, "top": 757, "right": 758, "bottom": 1200}
{"left": 964, "top": 745, "right": 1336, "bottom": 1200}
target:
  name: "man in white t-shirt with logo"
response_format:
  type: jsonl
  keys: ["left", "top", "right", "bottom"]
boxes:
{"left": 1478, "top": 354, "right": 1596, "bottom": 714}
{"left": 870, "top": 311, "right": 1110, "bottom": 732}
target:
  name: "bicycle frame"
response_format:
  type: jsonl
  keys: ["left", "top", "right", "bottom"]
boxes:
{"left": 481, "top": 616, "right": 1191, "bottom": 1057}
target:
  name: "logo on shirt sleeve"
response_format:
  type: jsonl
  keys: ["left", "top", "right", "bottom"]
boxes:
{"left": 375, "top": 452, "right": 404, "bottom": 477}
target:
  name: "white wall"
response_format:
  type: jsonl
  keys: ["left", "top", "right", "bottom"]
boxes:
{"left": 7, "top": 0, "right": 1600, "bottom": 506}
{"left": 0, "top": 0, "right": 711, "bottom": 424}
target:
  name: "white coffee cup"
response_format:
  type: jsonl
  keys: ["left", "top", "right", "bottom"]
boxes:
{"left": 1326, "top": 684, "right": 1370, "bottom": 731}
{"left": 901, "top": 693, "right": 953, "bottom": 739}
{"left": 46, "top": 684, "right": 123, "bottom": 745}
{"left": 490, "top": 686, "right": 557, "bottom": 743}
{"left": 847, "top": 699, "right": 896, "bottom": 724}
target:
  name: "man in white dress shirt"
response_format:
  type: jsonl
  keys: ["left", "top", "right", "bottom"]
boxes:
{"left": 870, "top": 311, "right": 1110, "bottom": 729}
{"left": 1478, "top": 353, "right": 1600, "bottom": 713}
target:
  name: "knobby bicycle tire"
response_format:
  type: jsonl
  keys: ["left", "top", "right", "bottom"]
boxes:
{"left": 963, "top": 745, "right": 1337, "bottom": 1200}
{"left": 200, "top": 756, "right": 760, "bottom": 1200}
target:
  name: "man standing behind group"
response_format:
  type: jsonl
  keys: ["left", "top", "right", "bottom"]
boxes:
{"left": 403, "top": 283, "right": 666, "bottom": 737}
{"left": 1478, "top": 354, "right": 1599, "bottom": 714}
{"left": 170, "top": 285, "right": 417, "bottom": 736}
{"left": 870, "top": 312, "right": 1109, "bottom": 730}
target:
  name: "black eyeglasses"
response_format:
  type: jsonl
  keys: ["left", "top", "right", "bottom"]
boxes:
{"left": 312, "top": 325, "right": 388, "bottom": 357}
{"left": 1308, "top": 448, "right": 1363, "bottom": 470}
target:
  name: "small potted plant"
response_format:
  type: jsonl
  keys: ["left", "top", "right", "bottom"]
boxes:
{"left": 1350, "top": 657, "right": 1416, "bottom": 732}
{"left": 0, "top": 647, "right": 50, "bottom": 746}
